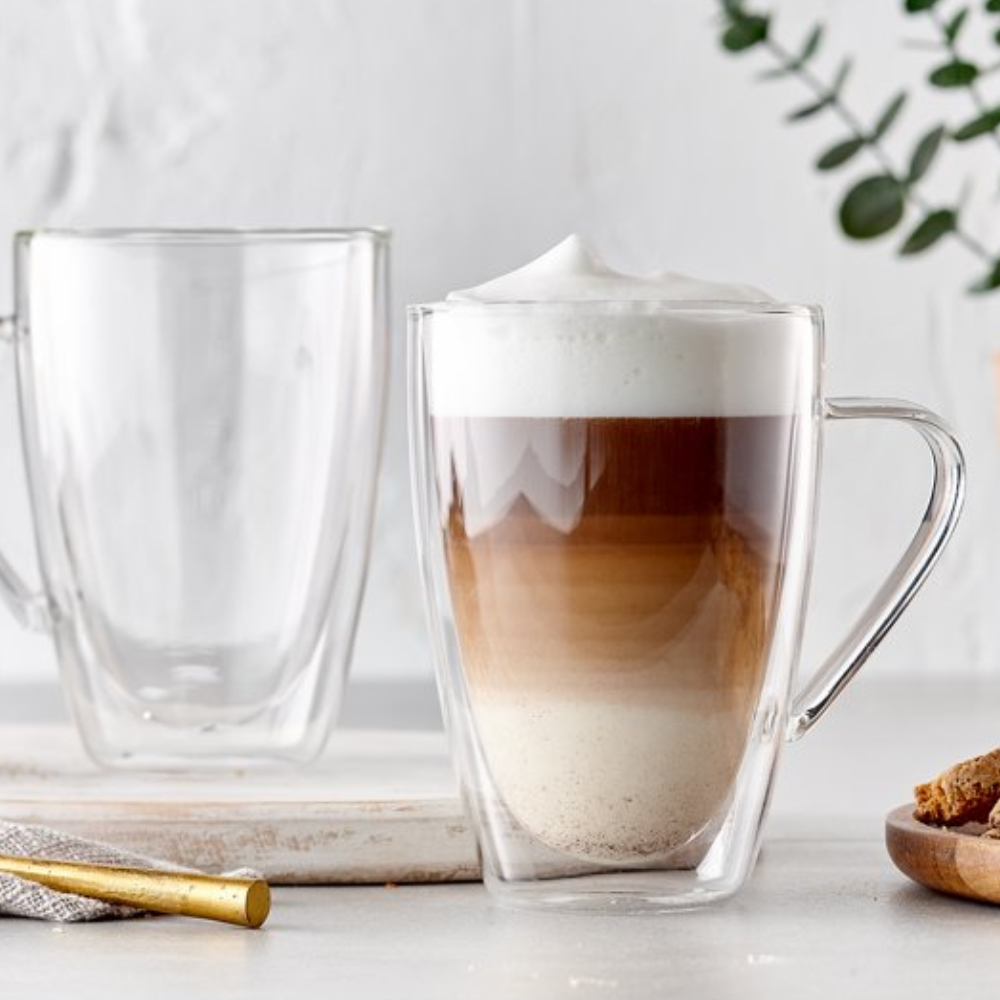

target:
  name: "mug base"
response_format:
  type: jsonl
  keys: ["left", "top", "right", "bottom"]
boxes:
{"left": 483, "top": 868, "right": 746, "bottom": 913}
{"left": 68, "top": 700, "right": 336, "bottom": 772}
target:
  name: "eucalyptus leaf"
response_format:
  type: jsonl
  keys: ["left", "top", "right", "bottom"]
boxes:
{"left": 872, "top": 92, "right": 907, "bottom": 140}
{"left": 953, "top": 106, "right": 1000, "bottom": 141}
{"left": 787, "top": 97, "right": 832, "bottom": 122}
{"left": 969, "top": 260, "right": 1000, "bottom": 293}
{"left": 816, "top": 137, "right": 866, "bottom": 170}
{"left": 832, "top": 58, "right": 853, "bottom": 94}
{"left": 905, "top": 0, "right": 941, "bottom": 9}
{"left": 908, "top": 125, "right": 946, "bottom": 183}
{"left": 945, "top": 7, "right": 969, "bottom": 42}
{"left": 839, "top": 176, "right": 907, "bottom": 239}
{"left": 722, "top": 15, "right": 769, "bottom": 52}
{"left": 929, "top": 60, "right": 979, "bottom": 86}
{"left": 800, "top": 25, "right": 823, "bottom": 63}
{"left": 899, "top": 209, "right": 957, "bottom": 254}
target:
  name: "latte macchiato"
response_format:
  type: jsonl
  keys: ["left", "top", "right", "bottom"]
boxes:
{"left": 428, "top": 237, "right": 812, "bottom": 865}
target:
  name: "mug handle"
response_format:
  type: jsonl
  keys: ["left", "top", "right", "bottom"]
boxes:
{"left": 786, "top": 397, "right": 965, "bottom": 740}
{"left": 0, "top": 316, "right": 51, "bottom": 632}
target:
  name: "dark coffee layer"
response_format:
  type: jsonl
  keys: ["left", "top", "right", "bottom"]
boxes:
{"left": 435, "top": 416, "right": 796, "bottom": 698}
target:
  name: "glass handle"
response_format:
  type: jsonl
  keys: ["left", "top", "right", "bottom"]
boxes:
{"left": 0, "top": 317, "right": 50, "bottom": 632}
{"left": 786, "top": 397, "right": 965, "bottom": 741}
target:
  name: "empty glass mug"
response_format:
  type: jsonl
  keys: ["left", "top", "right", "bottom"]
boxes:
{"left": 409, "top": 299, "right": 965, "bottom": 909}
{"left": 0, "top": 229, "right": 388, "bottom": 768}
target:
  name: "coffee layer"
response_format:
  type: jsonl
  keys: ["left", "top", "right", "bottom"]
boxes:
{"left": 438, "top": 415, "right": 798, "bottom": 863}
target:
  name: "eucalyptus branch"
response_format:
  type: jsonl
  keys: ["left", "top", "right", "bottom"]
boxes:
{"left": 759, "top": 21, "right": 988, "bottom": 261}
{"left": 718, "top": 0, "right": 1000, "bottom": 291}
{"left": 925, "top": 3, "right": 1000, "bottom": 156}
{"left": 763, "top": 37, "right": 899, "bottom": 177}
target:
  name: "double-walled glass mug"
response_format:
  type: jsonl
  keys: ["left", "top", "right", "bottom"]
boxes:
{"left": 0, "top": 229, "right": 388, "bottom": 768}
{"left": 409, "top": 299, "right": 965, "bottom": 909}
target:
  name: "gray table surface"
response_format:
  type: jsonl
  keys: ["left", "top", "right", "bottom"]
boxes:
{"left": 3, "top": 675, "right": 1000, "bottom": 998}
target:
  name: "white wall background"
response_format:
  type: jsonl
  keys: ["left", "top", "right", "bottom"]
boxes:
{"left": 0, "top": 0, "right": 998, "bottom": 691}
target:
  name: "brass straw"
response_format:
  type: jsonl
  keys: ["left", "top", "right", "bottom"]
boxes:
{"left": 0, "top": 854, "right": 270, "bottom": 928}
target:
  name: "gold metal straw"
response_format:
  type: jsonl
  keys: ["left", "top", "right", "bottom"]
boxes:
{"left": 0, "top": 854, "right": 270, "bottom": 928}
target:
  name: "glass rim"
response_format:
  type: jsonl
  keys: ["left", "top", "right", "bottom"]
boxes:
{"left": 15, "top": 227, "right": 390, "bottom": 246}
{"left": 408, "top": 299, "right": 819, "bottom": 319}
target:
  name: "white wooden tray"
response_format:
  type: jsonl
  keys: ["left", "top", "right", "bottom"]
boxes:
{"left": 0, "top": 725, "right": 480, "bottom": 885}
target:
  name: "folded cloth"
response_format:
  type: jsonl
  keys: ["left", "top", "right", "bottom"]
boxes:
{"left": 0, "top": 820, "right": 256, "bottom": 922}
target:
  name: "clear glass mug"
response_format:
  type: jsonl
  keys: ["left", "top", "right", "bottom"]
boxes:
{"left": 0, "top": 229, "right": 389, "bottom": 768}
{"left": 408, "top": 299, "right": 965, "bottom": 909}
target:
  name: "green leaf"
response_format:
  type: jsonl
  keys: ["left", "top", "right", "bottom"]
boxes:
{"left": 989, "top": 0, "right": 1000, "bottom": 12}
{"left": 945, "top": 7, "right": 969, "bottom": 42}
{"left": 839, "top": 176, "right": 907, "bottom": 239}
{"left": 994, "top": 24, "right": 1000, "bottom": 42}
{"left": 722, "top": 15, "right": 769, "bottom": 51}
{"left": 969, "top": 260, "right": 1000, "bottom": 293}
{"left": 872, "top": 92, "right": 907, "bottom": 140}
{"left": 953, "top": 106, "right": 1000, "bottom": 141}
{"left": 908, "top": 125, "right": 946, "bottom": 183}
{"left": 799, "top": 25, "right": 823, "bottom": 63}
{"left": 761, "top": 25, "right": 823, "bottom": 80}
{"left": 929, "top": 60, "right": 979, "bottom": 86}
{"left": 816, "top": 137, "right": 866, "bottom": 170}
{"left": 905, "top": 0, "right": 941, "bottom": 9}
{"left": 832, "top": 58, "right": 853, "bottom": 95}
{"left": 787, "top": 97, "right": 833, "bottom": 122}
{"left": 899, "top": 209, "right": 957, "bottom": 254}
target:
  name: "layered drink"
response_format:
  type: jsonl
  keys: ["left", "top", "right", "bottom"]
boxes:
{"left": 425, "top": 236, "right": 812, "bottom": 865}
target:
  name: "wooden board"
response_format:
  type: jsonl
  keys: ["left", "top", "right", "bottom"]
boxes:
{"left": 885, "top": 803, "right": 1000, "bottom": 904}
{"left": 0, "top": 725, "right": 481, "bottom": 885}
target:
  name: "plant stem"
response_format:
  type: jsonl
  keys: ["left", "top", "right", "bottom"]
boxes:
{"left": 928, "top": 6, "right": 1000, "bottom": 158}
{"left": 763, "top": 34, "right": 993, "bottom": 264}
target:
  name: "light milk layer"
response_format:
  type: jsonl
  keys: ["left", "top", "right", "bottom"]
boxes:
{"left": 426, "top": 236, "right": 815, "bottom": 419}
{"left": 474, "top": 696, "right": 746, "bottom": 864}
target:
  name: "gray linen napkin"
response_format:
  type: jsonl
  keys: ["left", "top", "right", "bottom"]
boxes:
{"left": 0, "top": 820, "right": 256, "bottom": 922}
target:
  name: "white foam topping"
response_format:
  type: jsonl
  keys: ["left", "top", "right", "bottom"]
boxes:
{"left": 447, "top": 234, "right": 774, "bottom": 304}
{"left": 425, "top": 236, "right": 815, "bottom": 418}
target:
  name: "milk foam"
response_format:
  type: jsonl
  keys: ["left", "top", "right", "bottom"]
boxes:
{"left": 447, "top": 234, "right": 773, "bottom": 304}
{"left": 426, "top": 236, "right": 815, "bottom": 418}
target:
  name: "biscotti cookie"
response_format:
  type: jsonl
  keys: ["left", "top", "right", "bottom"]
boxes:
{"left": 983, "top": 798, "right": 1000, "bottom": 839}
{"left": 915, "top": 747, "right": 1000, "bottom": 825}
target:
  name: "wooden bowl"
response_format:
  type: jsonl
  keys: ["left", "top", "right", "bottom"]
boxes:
{"left": 885, "top": 803, "right": 1000, "bottom": 904}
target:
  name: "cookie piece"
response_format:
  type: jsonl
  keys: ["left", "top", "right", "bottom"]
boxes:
{"left": 986, "top": 798, "right": 1000, "bottom": 838}
{"left": 914, "top": 747, "right": 1000, "bottom": 826}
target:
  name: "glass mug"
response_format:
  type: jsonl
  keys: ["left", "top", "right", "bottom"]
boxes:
{"left": 408, "top": 299, "right": 965, "bottom": 909}
{"left": 0, "top": 229, "right": 388, "bottom": 768}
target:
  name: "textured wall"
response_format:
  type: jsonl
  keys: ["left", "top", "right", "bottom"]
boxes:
{"left": 0, "top": 0, "right": 997, "bottom": 691}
